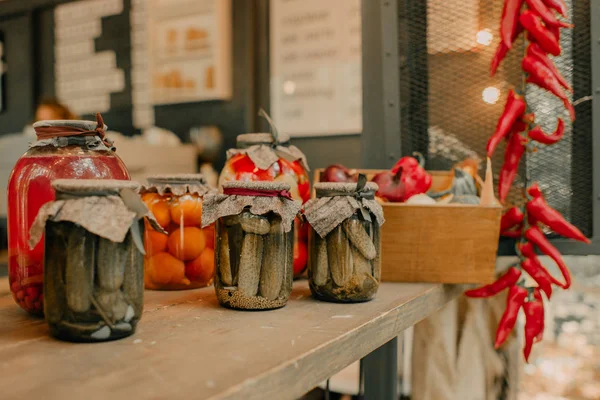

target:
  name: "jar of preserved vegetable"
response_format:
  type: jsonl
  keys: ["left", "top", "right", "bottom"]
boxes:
{"left": 304, "top": 177, "right": 385, "bottom": 303}
{"left": 7, "top": 114, "right": 130, "bottom": 315}
{"left": 140, "top": 174, "right": 215, "bottom": 290}
{"left": 218, "top": 131, "right": 310, "bottom": 278}
{"left": 202, "top": 181, "right": 301, "bottom": 310}
{"left": 29, "top": 179, "right": 163, "bottom": 342}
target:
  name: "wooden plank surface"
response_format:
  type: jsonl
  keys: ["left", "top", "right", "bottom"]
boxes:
{"left": 0, "top": 277, "right": 463, "bottom": 400}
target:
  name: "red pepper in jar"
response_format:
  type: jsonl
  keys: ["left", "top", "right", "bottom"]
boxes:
{"left": 500, "top": 0, "right": 525, "bottom": 48}
{"left": 523, "top": 56, "right": 575, "bottom": 121}
{"left": 523, "top": 289, "right": 545, "bottom": 361}
{"left": 526, "top": 184, "right": 590, "bottom": 243}
{"left": 501, "top": 206, "right": 525, "bottom": 232}
{"left": 528, "top": 119, "right": 565, "bottom": 144}
{"left": 498, "top": 132, "right": 528, "bottom": 203}
{"left": 527, "top": 43, "right": 572, "bottom": 92}
{"left": 495, "top": 285, "right": 528, "bottom": 348}
{"left": 542, "top": 0, "right": 567, "bottom": 17}
{"left": 486, "top": 90, "right": 527, "bottom": 157}
{"left": 520, "top": 10, "right": 561, "bottom": 56}
{"left": 525, "top": 0, "right": 572, "bottom": 27}
{"left": 525, "top": 226, "right": 571, "bottom": 289}
{"left": 464, "top": 267, "right": 522, "bottom": 298}
{"left": 520, "top": 241, "right": 566, "bottom": 288}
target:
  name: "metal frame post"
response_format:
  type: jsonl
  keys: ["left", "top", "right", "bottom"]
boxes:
{"left": 362, "top": 337, "right": 399, "bottom": 400}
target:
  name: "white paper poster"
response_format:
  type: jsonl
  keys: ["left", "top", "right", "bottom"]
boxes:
{"left": 270, "top": 0, "right": 362, "bottom": 137}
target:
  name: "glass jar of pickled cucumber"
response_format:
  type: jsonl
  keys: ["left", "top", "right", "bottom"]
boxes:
{"left": 202, "top": 181, "right": 301, "bottom": 310}
{"left": 7, "top": 114, "right": 130, "bottom": 316}
{"left": 304, "top": 178, "right": 385, "bottom": 303}
{"left": 140, "top": 174, "right": 215, "bottom": 290}
{"left": 29, "top": 179, "right": 161, "bottom": 342}
{"left": 218, "top": 132, "right": 310, "bottom": 278}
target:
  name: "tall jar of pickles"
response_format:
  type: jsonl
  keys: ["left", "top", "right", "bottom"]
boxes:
{"left": 218, "top": 132, "right": 310, "bottom": 277}
{"left": 140, "top": 174, "right": 215, "bottom": 290}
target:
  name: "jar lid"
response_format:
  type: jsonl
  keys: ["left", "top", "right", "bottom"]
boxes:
{"left": 236, "top": 133, "right": 276, "bottom": 147}
{"left": 314, "top": 182, "right": 379, "bottom": 198}
{"left": 222, "top": 180, "right": 291, "bottom": 192}
{"left": 143, "top": 173, "right": 213, "bottom": 196}
{"left": 33, "top": 119, "right": 108, "bottom": 131}
{"left": 52, "top": 179, "right": 139, "bottom": 195}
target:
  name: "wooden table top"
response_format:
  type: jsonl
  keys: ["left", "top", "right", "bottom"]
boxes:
{"left": 0, "top": 277, "right": 463, "bottom": 400}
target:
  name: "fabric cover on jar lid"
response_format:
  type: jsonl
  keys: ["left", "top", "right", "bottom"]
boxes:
{"left": 31, "top": 113, "right": 115, "bottom": 151}
{"left": 142, "top": 173, "right": 214, "bottom": 196}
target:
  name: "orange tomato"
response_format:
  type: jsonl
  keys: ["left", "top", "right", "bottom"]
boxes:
{"left": 167, "top": 226, "right": 205, "bottom": 261}
{"left": 145, "top": 230, "right": 168, "bottom": 256}
{"left": 150, "top": 199, "right": 171, "bottom": 229}
{"left": 170, "top": 195, "right": 203, "bottom": 226}
{"left": 142, "top": 192, "right": 161, "bottom": 208}
{"left": 185, "top": 247, "right": 215, "bottom": 283}
{"left": 146, "top": 252, "right": 186, "bottom": 285}
{"left": 203, "top": 225, "right": 215, "bottom": 249}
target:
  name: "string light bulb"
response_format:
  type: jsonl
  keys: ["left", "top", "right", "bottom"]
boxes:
{"left": 476, "top": 29, "right": 494, "bottom": 46}
{"left": 482, "top": 87, "right": 500, "bottom": 104}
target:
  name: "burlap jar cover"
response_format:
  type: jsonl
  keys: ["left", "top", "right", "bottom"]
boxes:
{"left": 202, "top": 181, "right": 302, "bottom": 310}
{"left": 29, "top": 179, "right": 163, "bottom": 342}
{"left": 141, "top": 173, "right": 214, "bottom": 197}
{"left": 303, "top": 177, "right": 385, "bottom": 303}
{"left": 226, "top": 133, "right": 310, "bottom": 172}
{"left": 30, "top": 113, "right": 116, "bottom": 151}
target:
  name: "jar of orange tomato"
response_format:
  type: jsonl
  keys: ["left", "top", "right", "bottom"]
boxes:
{"left": 218, "top": 133, "right": 310, "bottom": 277}
{"left": 141, "top": 174, "right": 215, "bottom": 290}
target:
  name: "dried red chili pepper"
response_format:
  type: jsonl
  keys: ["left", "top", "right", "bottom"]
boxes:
{"left": 527, "top": 184, "right": 590, "bottom": 243}
{"left": 464, "top": 267, "right": 522, "bottom": 298}
{"left": 533, "top": 288, "right": 545, "bottom": 341}
{"left": 491, "top": 24, "right": 524, "bottom": 76}
{"left": 520, "top": 10, "right": 561, "bottom": 56}
{"left": 487, "top": 90, "right": 527, "bottom": 157}
{"left": 495, "top": 285, "right": 528, "bottom": 348}
{"left": 528, "top": 118, "right": 565, "bottom": 145}
{"left": 501, "top": 206, "right": 525, "bottom": 232}
{"left": 499, "top": 133, "right": 528, "bottom": 203}
{"left": 527, "top": 43, "right": 572, "bottom": 92}
{"left": 520, "top": 257, "right": 554, "bottom": 298}
{"left": 525, "top": 0, "right": 572, "bottom": 27}
{"left": 523, "top": 288, "right": 545, "bottom": 361}
{"left": 542, "top": 0, "right": 567, "bottom": 17}
{"left": 525, "top": 226, "right": 571, "bottom": 289}
{"left": 501, "top": 0, "right": 525, "bottom": 48}
{"left": 501, "top": 229, "right": 523, "bottom": 238}
{"left": 523, "top": 56, "right": 575, "bottom": 121}
{"left": 520, "top": 241, "right": 566, "bottom": 288}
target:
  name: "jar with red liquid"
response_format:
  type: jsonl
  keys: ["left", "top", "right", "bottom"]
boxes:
{"left": 7, "top": 114, "right": 130, "bottom": 315}
{"left": 218, "top": 132, "right": 310, "bottom": 277}
{"left": 140, "top": 174, "right": 215, "bottom": 290}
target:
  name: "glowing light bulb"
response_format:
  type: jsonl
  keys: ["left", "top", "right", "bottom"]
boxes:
{"left": 476, "top": 29, "right": 493, "bottom": 46}
{"left": 482, "top": 87, "right": 500, "bottom": 104}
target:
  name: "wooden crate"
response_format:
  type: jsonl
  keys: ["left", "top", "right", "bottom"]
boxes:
{"left": 313, "top": 169, "right": 502, "bottom": 284}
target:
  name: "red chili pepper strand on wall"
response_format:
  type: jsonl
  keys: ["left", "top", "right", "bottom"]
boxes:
{"left": 522, "top": 56, "right": 575, "bottom": 121}
{"left": 541, "top": 0, "right": 567, "bottom": 17}
{"left": 520, "top": 10, "right": 561, "bottom": 56}
{"left": 528, "top": 119, "right": 565, "bottom": 144}
{"left": 499, "top": 132, "right": 528, "bottom": 203}
{"left": 527, "top": 184, "right": 590, "bottom": 243}
{"left": 465, "top": 267, "right": 522, "bottom": 298}
{"left": 527, "top": 43, "right": 572, "bottom": 92}
{"left": 501, "top": 206, "right": 525, "bottom": 232}
{"left": 525, "top": 226, "right": 571, "bottom": 288}
{"left": 487, "top": 90, "right": 527, "bottom": 157}
{"left": 525, "top": 0, "right": 572, "bottom": 27}
{"left": 495, "top": 285, "right": 529, "bottom": 348}
{"left": 520, "top": 241, "right": 566, "bottom": 288}
{"left": 523, "top": 289, "right": 545, "bottom": 361}
{"left": 501, "top": 0, "right": 525, "bottom": 48}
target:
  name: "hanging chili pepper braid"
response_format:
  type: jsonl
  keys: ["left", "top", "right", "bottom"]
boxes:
{"left": 466, "top": 0, "right": 589, "bottom": 362}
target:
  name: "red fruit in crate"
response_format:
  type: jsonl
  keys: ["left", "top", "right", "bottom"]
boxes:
{"left": 293, "top": 240, "right": 308, "bottom": 276}
{"left": 297, "top": 218, "right": 309, "bottom": 241}
{"left": 372, "top": 170, "right": 406, "bottom": 202}
{"left": 298, "top": 182, "right": 310, "bottom": 203}
{"left": 322, "top": 165, "right": 357, "bottom": 183}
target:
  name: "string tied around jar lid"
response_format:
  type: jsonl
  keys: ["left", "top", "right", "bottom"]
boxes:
{"left": 317, "top": 174, "right": 374, "bottom": 222}
{"left": 34, "top": 113, "right": 114, "bottom": 150}
{"left": 223, "top": 186, "right": 293, "bottom": 200}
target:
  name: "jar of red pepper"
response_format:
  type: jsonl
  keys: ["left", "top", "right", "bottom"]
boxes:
{"left": 218, "top": 132, "right": 310, "bottom": 277}
{"left": 6, "top": 114, "right": 130, "bottom": 315}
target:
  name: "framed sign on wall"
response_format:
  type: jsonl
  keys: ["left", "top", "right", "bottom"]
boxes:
{"left": 270, "top": 0, "right": 362, "bottom": 137}
{"left": 148, "top": 0, "right": 232, "bottom": 105}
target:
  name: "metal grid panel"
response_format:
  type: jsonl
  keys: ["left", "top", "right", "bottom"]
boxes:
{"left": 398, "top": 0, "right": 593, "bottom": 238}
